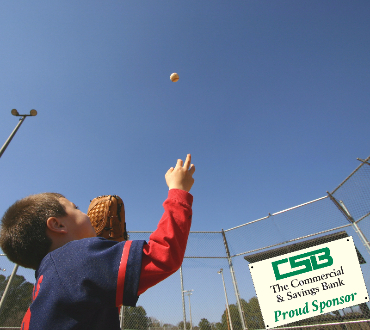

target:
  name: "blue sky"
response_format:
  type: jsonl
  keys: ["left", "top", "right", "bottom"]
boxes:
{"left": 0, "top": 0, "right": 369, "bottom": 325}
{"left": 1, "top": 1, "right": 369, "bottom": 233}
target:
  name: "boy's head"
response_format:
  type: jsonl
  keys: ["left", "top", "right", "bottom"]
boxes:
{"left": 0, "top": 193, "right": 96, "bottom": 270}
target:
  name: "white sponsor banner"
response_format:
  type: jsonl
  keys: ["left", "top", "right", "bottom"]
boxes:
{"left": 249, "top": 236, "right": 369, "bottom": 328}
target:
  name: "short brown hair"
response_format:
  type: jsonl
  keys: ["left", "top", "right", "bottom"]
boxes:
{"left": 0, "top": 193, "right": 67, "bottom": 270}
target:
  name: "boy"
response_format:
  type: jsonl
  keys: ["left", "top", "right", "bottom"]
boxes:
{"left": 0, "top": 154, "right": 195, "bottom": 330}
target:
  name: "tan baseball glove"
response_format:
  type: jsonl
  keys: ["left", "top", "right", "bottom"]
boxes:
{"left": 87, "top": 195, "right": 127, "bottom": 241}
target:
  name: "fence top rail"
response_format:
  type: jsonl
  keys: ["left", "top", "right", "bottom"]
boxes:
{"left": 232, "top": 223, "right": 352, "bottom": 258}
{"left": 224, "top": 196, "right": 328, "bottom": 232}
{"left": 128, "top": 231, "right": 222, "bottom": 234}
{"left": 183, "top": 256, "right": 227, "bottom": 259}
{"left": 356, "top": 211, "right": 370, "bottom": 224}
{"left": 331, "top": 154, "right": 370, "bottom": 195}
{"left": 186, "top": 231, "right": 222, "bottom": 233}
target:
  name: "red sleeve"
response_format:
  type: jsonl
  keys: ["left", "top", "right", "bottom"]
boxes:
{"left": 137, "top": 189, "right": 193, "bottom": 295}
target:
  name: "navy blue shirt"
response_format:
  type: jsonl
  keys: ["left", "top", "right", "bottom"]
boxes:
{"left": 22, "top": 237, "right": 145, "bottom": 330}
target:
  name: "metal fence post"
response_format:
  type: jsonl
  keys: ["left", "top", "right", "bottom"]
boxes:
{"left": 120, "top": 305, "right": 125, "bottom": 329}
{"left": 221, "top": 230, "right": 247, "bottom": 330}
{"left": 218, "top": 268, "right": 233, "bottom": 330}
{"left": 327, "top": 191, "right": 370, "bottom": 256}
{"left": 180, "top": 266, "right": 187, "bottom": 330}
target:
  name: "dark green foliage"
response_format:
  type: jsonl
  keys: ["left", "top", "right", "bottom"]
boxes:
{"left": 0, "top": 274, "right": 33, "bottom": 327}
{"left": 218, "top": 297, "right": 264, "bottom": 330}
{"left": 177, "top": 321, "right": 192, "bottom": 330}
{"left": 198, "top": 318, "right": 212, "bottom": 330}
{"left": 123, "top": 306, "right": 150, "bottom": 330}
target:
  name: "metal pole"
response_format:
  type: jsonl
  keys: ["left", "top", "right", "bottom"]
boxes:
{"left": 188, "top": 293, "right": 193, "bottom": 330}
{"left": 0, "top": 264, "right": 19, "bottom": 314}
{"left": 180, "top": 266, "right": 187, "bottom": 330}
{"left": 183, "top": 291, "right": 193, "bottom": 330}
{"left": 225, "top": 305, "right": 230, "bottom": 330}
{"left": 351, "top": 221, "right": 370, "bottom": 255}
{"left": 222, "top": 229, "right": 247, "bottom": 330}
{"left": 330, "top": 155, "right": 370, "bottom": 195}
{"left": 218, "top": 269, "right": 233, "bottom": 330}
{"left": 327, "top": 192, "right": 370, "bottom": 256}
{"left": 340, "top": 200, "right": 370, "bottom": 256}
{"left": 183, "top": 290, "right": 194, "bottom": 330}
{"left": 120, "top": 305, "right": 125, "bottom": 329}
{"left": 0, "top": 109, "right": 38, "bottom": 159}
{"left": 0, "top": 116, "right": 26, "bottom": 158}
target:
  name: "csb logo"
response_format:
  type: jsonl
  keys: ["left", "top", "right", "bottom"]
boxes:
{"left": 272, "top": 247, "right": 333, "bottom": 280}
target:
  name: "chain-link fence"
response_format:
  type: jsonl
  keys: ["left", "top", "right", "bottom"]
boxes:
{"left": 1, "top": 156, "right": 370, "bottom": 330}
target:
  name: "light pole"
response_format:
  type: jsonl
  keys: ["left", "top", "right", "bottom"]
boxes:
{"left": 183, "top": 290, "right": 193, "bottom": 330}
{"left": 0, "top": 109, "right": 37, "bottom": 159}
{"left": 218, "top": 269, "right": 233, "bottom": 330}
{"left": 0, "top": 109, "right": 37, "bottom": 315}
{"left": 180, "top": 266, "right": 187, "bottom": 330}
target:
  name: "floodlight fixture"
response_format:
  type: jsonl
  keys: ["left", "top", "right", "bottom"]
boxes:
{"left": 11, "top": 108, "right": 38, "bottom": 117}
{"left": 0, "top": 109, "right": 38, "bottom": 159}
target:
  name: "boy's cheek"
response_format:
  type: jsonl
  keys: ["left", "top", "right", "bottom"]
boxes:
{"left": 89, "top": 223, "right": 97, "bottom": 237}
{"left": 77, "top": 221, "right": 96, "bottom": 239}
{"left": 85, "top": 223, "right": 96, "bottom": 237}
{"left": 91, "top": 227, "right": 97, "bottom": 237}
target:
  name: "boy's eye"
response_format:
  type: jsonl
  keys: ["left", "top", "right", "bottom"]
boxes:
{"left": 74, "top": 204, "right": 79, "bottom": 210}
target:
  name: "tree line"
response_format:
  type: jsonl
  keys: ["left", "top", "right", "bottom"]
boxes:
{"left": 122, "top": 296, "right": 370, "bottom": 330}
{"left": 0, "top": 274, "right": 33, "bottom": 327}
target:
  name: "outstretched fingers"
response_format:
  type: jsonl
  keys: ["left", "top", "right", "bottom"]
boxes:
{"left": 189, "top": 164, "right": 195, "bottom": 175}
{"left": 165, "top": 154, "right": 195, "bottom": 192}
{"left": 183, "top": 154, "right": 191, "bottom": 169}
{"left": 166, "top": 167, "right": 174, "bottom": 176}
{"left": 176, "top": 159, "right": 183, "bottom": 168}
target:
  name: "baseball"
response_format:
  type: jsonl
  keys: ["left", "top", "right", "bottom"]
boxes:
{"left": 170, "top": 73, "right": 179, "bottom": 82}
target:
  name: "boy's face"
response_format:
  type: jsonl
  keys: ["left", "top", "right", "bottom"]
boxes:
{"left": 58, "top": 198, "right": 96, "bottom": 240}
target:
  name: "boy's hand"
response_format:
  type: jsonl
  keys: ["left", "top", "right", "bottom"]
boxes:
{"left": 165, "top": 154, "right": 195, "bottom": 192}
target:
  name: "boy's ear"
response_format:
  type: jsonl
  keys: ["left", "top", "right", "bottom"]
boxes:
{"left": 46, "top": 217, "right": 68, "bottom": 234}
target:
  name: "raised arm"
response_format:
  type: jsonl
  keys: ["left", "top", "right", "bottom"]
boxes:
{"left": 138, "top": 154, "right": 195, "bottom": 294}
